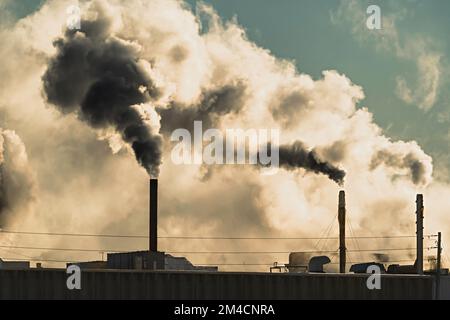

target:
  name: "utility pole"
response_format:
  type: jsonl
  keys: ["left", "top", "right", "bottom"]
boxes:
{"left": 436, "top": 232, "right": 442, "bottom": 300}
{"left": 338, "top": 191, "right": 346, "bottom": 274}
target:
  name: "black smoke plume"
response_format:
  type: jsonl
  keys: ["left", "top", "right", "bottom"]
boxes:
{"left": 278, "top": 141, "right": 346, "bottom": 185}
{"left": 42, "top": 9, "right": 162, "bottom": 177}
{"left": 41, "top": 4, "right": 345, "bottom": 184}
{"left": 158, "top": 82, "right": 248, "bottom": 134}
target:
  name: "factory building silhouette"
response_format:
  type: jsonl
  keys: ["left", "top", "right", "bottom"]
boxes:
{"left": 1, "top": 179, "right": 450, "bottom": 299}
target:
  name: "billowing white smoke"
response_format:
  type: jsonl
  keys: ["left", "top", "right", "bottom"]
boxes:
{"left": 0, "top": 129, "right": 36, "bottom": 227}
{"left": 0, "top": 0, "right": 445, "bottom": 270}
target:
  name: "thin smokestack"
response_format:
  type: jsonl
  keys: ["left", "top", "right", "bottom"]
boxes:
{"left": 338, "top": 190, "right": 346, "bottom": 274}
{"left": 416, "top": 194, "right": 424, "bottom": 275}
{"left": 150, "top": 179, "right": 158, "bottom": 252}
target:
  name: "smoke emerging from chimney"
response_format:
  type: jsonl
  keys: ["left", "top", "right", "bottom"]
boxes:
{"left": 159, "top": 83, "right": 346, "bottom": 183}
{"left": 41, "top": 1, "right": 347, "bottom": 184}
{"left": 38, "top": 0, "right": 434, "bottom": 189}
{"left": 0, "top": 0, "right": 446, "bottom": 270}
{"left": 42, "top": 3, "right": 163, "bottom": 177}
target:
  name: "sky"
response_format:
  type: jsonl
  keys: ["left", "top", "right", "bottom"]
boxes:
{"left": 10, "top": 0, "right": 450, "bottom": 176}
{"left": 183, "top": 0, "right": 450, "bottom": 177}
{"left": 0, "top": 0, "right": 449, "bottom": 271}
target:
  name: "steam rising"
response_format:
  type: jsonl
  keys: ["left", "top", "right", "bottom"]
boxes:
{"left": 370, "top": 146, "right": 432, "bottom": 186}
{"left": 42, "top": 4, "right": 345, "bottom": 184}
{"left": 0, "top": 129, "right": 35, "bottom": 226}
{"left": 0, "top": 0, "right": 446, "bottom": 270}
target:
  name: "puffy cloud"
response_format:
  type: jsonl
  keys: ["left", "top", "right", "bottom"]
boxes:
{"left": 334, "top": 0, "right": 443, "bottom": 111}
{"left": 0, "top": 0, "right": 446, "bottom": 270}
{"left": 370, "top": 140, "right": 433, "bottom": 186}
{"left": 0, "top": 129, "right": 36, "bottom": 227}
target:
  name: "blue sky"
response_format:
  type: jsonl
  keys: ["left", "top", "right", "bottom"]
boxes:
{"left": 6, "top": 0, "right": 450, "bottom": 177}
{"left": 186, "top": 0, "right": 450, "bottom": 177}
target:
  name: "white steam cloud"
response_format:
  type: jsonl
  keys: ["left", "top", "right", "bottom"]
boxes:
{"left": 0, "top": 0, "right": 447, "bottom": 270}
{"left": 0, "top": 129, "right": 36, "bottom": 227}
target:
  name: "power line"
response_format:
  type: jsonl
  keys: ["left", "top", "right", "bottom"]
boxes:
{"left": 167, "top": 251, "right": 336, "bottom": 254}
{"left": 0, "top": 230, "right": 148, "bottom": 239}
{"left": 168, "top": 248, "right": 423, "bottom": 254}
{"left": 347, "top": 214, "right": 363, "bottom": 262}
{"left": 0, "top": 245, "right": 128, "bottom": 253}
{"left": 199, "top": 260, "right": 417, "bottom": 266}
{"left": 0, "top": 245, "right": 335, "bottom": 254}
{"left": 0, "top": 248, "right": 35, "bottom": 260}
{"left": 0, "top": 244, "right": 425, "bottom": 254}
{"left": 315, "top": 212, "right": 338, "bottom": 252}
{"left": 0, "top": 236, "right": 37, "bottom": 260}
{"left": 0, "top": 257, "right": 417, "bottom": 267}
{"left": 160, "top": 236, "right": 417, "bottom": 240}
{"left": 0, "top": 257, "right": 83, "bottom": 263}
{"left": 0, "top": 229, "right": 419, "bottom": 240}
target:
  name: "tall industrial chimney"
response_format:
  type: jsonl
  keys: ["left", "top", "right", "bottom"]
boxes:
{"left": 338, "top": 190, "right": 346, "bottom": 274}
{"left": 416, "top": 194, "right": 424, "bottom": 275}
{"left": 149, "top": 179, "right": 158, "bottom": 253}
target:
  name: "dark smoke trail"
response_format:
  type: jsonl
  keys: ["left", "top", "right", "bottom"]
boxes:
{"left": 42, "top": 9, "right": 162, "bottom": 177}
{"left": 158, "top": 82, "right": 248, "bottom": 134}
{"left": 370, "top": 150, "right": 429, "bottom": 186}
{"left": 278, "top": 141, "right": 346, "bottom": 185}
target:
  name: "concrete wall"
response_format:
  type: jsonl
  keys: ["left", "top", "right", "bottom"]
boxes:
{"left": 0, "top": 269, "right": 437, "bottom": 300}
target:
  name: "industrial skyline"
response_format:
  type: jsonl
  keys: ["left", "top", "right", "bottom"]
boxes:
{"left": 0, "top": 0, "right": 450, "bottom": 301}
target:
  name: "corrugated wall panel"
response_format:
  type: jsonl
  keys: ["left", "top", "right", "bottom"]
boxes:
{"left": 0, "top": 269, "right": 437, "bottom": 300}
